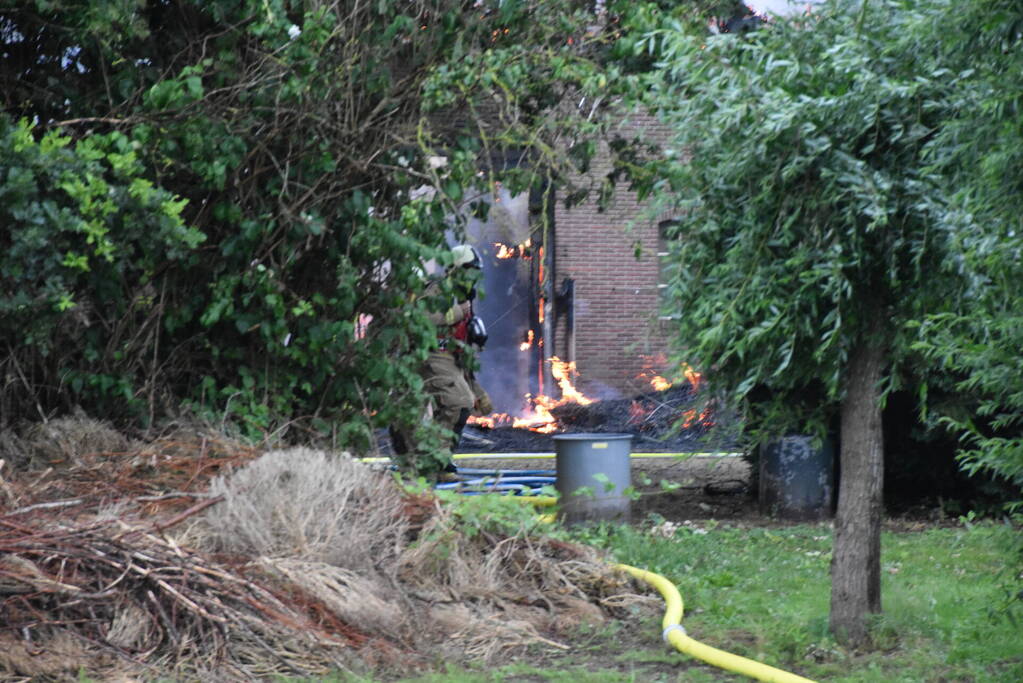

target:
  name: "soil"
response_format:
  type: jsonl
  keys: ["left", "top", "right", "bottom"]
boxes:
{"left": 454, "top": 442, "right": 952, "bottom": 529}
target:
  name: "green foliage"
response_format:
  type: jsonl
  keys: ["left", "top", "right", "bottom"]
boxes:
{"left": 906, "top": 0, "right": 1023, "bottom": 505}
{"left": 0, "top": 116, "right": 201, "bottom": 421}
{"left": 630, "top": 0, "right": 964, "bottom": 440}
{"left": 0, "top": 0, "right": 649, "bottom": 442}
{"left": 405, "top": 478, "right": 547, "bottom": 537}
{"left": 914, "top": 311, "right": 1023, "bottom": 505}
{"left": 618, "top": 4, "right": 1023, "bottom": 640}
{"left": 0, "top": 0, "right": 750, "bottom": 445}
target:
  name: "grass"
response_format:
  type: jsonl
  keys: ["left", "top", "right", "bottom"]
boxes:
{"left": 334, "top": 515, "right": 1022, "bottom": 682}
{"left": 582, "top": 517, "right": 1022, "bottom": 682}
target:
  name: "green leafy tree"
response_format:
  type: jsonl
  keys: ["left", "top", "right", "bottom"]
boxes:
{"left": 0, "top": 1, "right": 580, "bottom": 445}
{"left": 4, "top": 0, "right": 467, "bottom": 444}
{"left": 910, "top": 0, "right": 1023, "bottom": 504}
{"left": 0, "top": 0, "right": 731, "bottom": 450}
{"left": 634, "top": 0, "right": 971, "bottom": 645}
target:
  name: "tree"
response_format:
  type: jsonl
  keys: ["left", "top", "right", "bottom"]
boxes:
{"left": 0, "top": 0, "right": 611, "bottom": 448}
{"left": 633, "top": 0, "right": 968, "bottom": 645}
{"left": 0, "top": 116, "right": 201, "bottom": 424}
{"left": 1, "top": 0, "right": 735, "bottom": 450}
{"left": 910, "top": 0, "right": 1023, "bottom": 505}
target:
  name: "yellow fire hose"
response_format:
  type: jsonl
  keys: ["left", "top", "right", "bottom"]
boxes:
{"left": 359, "top": 451, "right": 742, "bottom": 463}
{"left": 614, "top": 563, "right": 816, "bottom": 683}
{"left": 510, "top": 495, "right": 814, "bottom": 680}
{"left": 382, "top": 455, "right": 814, "bottom": 681}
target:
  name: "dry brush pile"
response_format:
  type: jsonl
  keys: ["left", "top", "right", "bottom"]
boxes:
{"left": 0, "top": 418, "right": 653, "bottom": 680}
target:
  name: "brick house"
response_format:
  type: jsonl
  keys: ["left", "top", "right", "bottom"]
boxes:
{"left": 468, "top": 113, "right": 678, "bottom": 412}
{"left": 550, "top": 112, "right": 676, "bottom": 398}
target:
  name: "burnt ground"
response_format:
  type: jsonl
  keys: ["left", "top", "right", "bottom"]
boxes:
{"left": 397, "top": 381, "right": 974, "bottom": 527}
{"left": 457, "top": 383, "right": 736, "bottom": 455}
{"left": 448, "top": 383, "right": 760, "bottom": 525}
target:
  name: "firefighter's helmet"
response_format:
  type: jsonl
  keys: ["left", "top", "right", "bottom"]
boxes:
{"left": 450, "top": 244, "right": 482, "bottom": 270}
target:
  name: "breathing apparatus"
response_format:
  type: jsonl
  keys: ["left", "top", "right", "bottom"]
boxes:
{"left": 448, "top": 245, "right": 487, "bottom": 349}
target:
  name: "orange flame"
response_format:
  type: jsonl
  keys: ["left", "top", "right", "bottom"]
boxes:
{"left": 494, "top": 238, "right": 532, "bottom": 259}
{"left": 550, "top": 357, "right": 592, "bottom": 406}
{"left": 472, "top": 356, "right": 593, "bottom": 434}
{"left": 681, "top": 363, "right": 702, "bottom": 390}
{"left": 468, "top": 413, "right": 511, "bottom": 429}
{"left": 636, "top": 354, "right": 703, "bottom": 392}
{"left": 470, "top": 355, "right": 715, "bottom": 435}
{"left": 512, "top": 396, "right": 558, "bottom": 433}
{"left": 650, "top": 375, "right": 672, "bottom": 391}
{"left": 680, "top": 408, "right": 714, "bottom": 429}
{"left": 519, "top": 329, "right": 534, "bottom": 351}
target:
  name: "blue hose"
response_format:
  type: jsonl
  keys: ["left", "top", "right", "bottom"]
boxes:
{"left": 454, "top": 467, "right": 557, "bottom": 477}
{"left": 434, "top": 472, "right": 556, "bottom": 496}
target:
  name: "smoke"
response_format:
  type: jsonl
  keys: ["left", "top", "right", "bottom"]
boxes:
{"left": 457, "top": 191, "right": 535, "bottom": 416}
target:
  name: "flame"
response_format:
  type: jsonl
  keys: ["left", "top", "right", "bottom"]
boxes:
{"left": 626, "top": 355, "right": 713, "bottom": 428}
{"left": 468, "top": 413, "right": 510, "bottom": 429}
{"left": 681, "top": 363, "right": 702, "bottom": 389}
{"left": 680, "top": 408, "right": 714, "bottom": 429}
{"left": 650, "top": 375, "right": 672, "bottom": 391}
{"left": 494, "top": 238, "right": 532, "bottom": 259}
{"left": 471, "top": 356, "right": 592, "bottom": 434}
{"left": 511, "top": 357, "right": 592, "bottom": 432}
{"left": 470, "top": 354, "right": 715, "bottom": 435}
{"left": 495, "top": 243, "right": 516, "bottom": 259}
{"left": 636, "top": 354, "right": 672, "bottom": 391}
{"left": 550, "top": 357, "right": 591, "bottom": 405}
{"left": 636, "top": 354, "right": 703, "bottom": 392}
{"left": 512, "top": 397, "right": 557, "bottom": 433}
{"left": 519, "top": 329, "right": 534, "bottom": 351}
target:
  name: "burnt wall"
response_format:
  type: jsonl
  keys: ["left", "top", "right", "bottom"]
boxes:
{"left": 552, "top": 112, "right": 675, "bottom": 398}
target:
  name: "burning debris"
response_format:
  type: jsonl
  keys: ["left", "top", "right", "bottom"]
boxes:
{"left": 463, "top": 355, "right": 721, "bottom": 453}
{"left": 495, "top": 238, "right": 533, "bottom": 260}
{"left": 469, "top": 357, "right": 593, "bottom": 434}
{"left": 474, "top": 232, "right": 719, "bottom": 452}
{"left": 464, "top": 384, "right": 718, "bottom": 454}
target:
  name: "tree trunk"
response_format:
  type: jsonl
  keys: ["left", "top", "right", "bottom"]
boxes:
{"left": 829, "top": 334, "right": 886, "bottom": 647}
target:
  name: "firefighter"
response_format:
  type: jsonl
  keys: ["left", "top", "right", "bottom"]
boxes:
{"left": 391, "top": 244, "right": 493, "bottom": 480}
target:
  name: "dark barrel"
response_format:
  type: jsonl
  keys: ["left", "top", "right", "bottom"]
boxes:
{"left": 759, "top": 435, "right": 835, "bottom": 520}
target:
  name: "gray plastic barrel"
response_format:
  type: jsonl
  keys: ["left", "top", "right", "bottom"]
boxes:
{"left": 759, "top": 435, "right": 835, "bottom": 521}
{"left": 554, "top": 433, "right": 633, "bottom": 524}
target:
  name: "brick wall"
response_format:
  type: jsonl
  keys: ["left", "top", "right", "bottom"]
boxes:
{"left": 552, "top": 112, "right": 675, "bottom": 397}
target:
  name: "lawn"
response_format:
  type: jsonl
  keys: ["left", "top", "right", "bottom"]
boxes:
{"left": 345, "top": 515, "right": 1021, "bottom": 682}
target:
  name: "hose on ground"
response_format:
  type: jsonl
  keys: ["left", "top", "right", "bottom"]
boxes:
{"left": 614, "top": 563, "right": 817, "bottom": 683}
{"left": 429, "top": 464, "right": 814, "bottom": 681}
